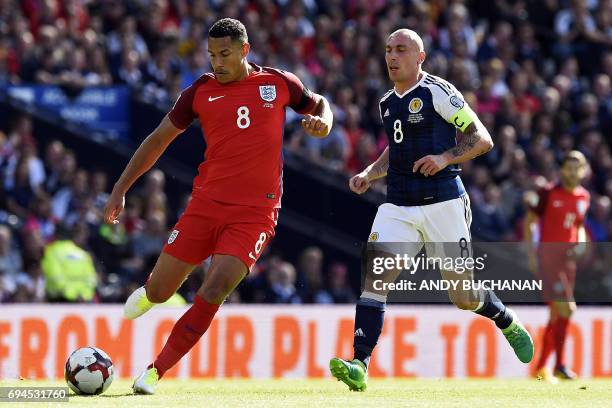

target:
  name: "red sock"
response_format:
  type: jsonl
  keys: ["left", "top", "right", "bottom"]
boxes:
{"left": 150, "top": 295, "right": 219, "bottom": 378}
{"left": 536, "top": 318, "right": 555, "bottom": 370}
{"left": 554, "top": 317, "right": 570, "bottom": 369}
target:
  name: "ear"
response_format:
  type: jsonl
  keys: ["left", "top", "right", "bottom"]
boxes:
{"left": 418, "top": 51, "right": 426, "bottom": 65}
{"left": 242, "top": 42, "right": 250, "bottom": 58}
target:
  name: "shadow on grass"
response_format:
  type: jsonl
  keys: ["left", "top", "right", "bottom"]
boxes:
{"left": 69, "top": 392, "right": 137, "bottom": 398}
{"left": 99, "top": 393, "right": 141, "bottom": 398}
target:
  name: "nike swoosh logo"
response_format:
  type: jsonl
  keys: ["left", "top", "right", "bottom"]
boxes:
{"left": 208, "top": 95, "right": 225, "bottom": 101}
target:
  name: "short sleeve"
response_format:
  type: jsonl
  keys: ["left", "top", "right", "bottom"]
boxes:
{"left": 168, "top": 85, "right": 197, "bottom": 129}
{"left": 428, "top": 79, "right": 476, "bottom": 132}
{"left": 279, "top": 70, "right": 318, "bottom": 114}
{"left": 525, "top": 188, "right": 550, "bottom": 216}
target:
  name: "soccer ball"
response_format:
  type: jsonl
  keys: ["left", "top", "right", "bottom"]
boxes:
{"left": 64, "top": 347, "right": 114, "bottom": 395}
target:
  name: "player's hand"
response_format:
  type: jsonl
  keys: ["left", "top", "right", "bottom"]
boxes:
{"left": 349, "top": 172, "right": 370, "bottom": 194}
{"left": 302, "top": 114, "right": 329, "bottom": 138}
{"left": 104, "top": 190, "right": 125, "bottom": 225}
{"left": 567, "top": 243, "right": 588, "bottom": 261}
{"left": 413, "top": 154, "right": 449, "bottom": 177}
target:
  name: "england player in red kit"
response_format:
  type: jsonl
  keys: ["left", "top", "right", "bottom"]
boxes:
{"left": 524, "top": 151, "right": 591, "bottom": 382}
{"left": 102, "top": 18, "right": 333, "bottom": 394}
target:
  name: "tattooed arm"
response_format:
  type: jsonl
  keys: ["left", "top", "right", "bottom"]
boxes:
{"left": 413, "top": 116, "right": 494, "bottom": 177}
{"left": 445, "top": 118, "right": 494, "bottom": 164}
{"left": 349, "top": 146, "right": 389, "bottom": 194}
{"left": 363, "top": 146, "right": 390, "bottom": 181}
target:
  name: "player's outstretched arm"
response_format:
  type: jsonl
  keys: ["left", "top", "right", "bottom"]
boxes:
{"left": 104, "top": 115, "right": 183, "bottom": 224}
{"left": 413, "top": 117, "right": 494, "bottom": 177}
{"left": 349, "top": 146, "right": 389, "bottom": 194}
{"left": 301, "top": 94, "right": 333, "bottom": 138}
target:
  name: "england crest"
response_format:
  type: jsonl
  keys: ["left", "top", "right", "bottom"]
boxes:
{"left": 259, "top": 85, "right": 277, "bottom": 102}
{"left": 168, "top": 229, "right": 179, "bottom": 244}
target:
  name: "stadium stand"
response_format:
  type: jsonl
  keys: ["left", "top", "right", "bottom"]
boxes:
{"left": 0, "top": 0, "right": 610, "bottom": 304}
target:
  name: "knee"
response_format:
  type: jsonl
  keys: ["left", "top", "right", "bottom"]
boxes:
{"left": 145, "top": 284, "right": 172, "bottom": 304}
{"left": 556, "top": 302, "right": 576, "bottom": 318}
{"left": 452, "top": 298, "right": 479, "bottom": 311}
{"left": 449, "top": 292, "right": 479, "bottom": 311}
{"left": 197, "top": 255, "right": 247, "bottom": 304}
{"left": 198, "top": 283, "right": 232, "bottom": 304}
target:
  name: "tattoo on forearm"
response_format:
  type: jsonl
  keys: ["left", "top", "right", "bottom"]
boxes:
{"left": 375, "top": 156, "right": 389, "bottom": 178}
{"left": 369, "top": 154, "right": 389, "bottom": 179}
{"left": 450, "top": 122, "right": 491, "bottom": 158}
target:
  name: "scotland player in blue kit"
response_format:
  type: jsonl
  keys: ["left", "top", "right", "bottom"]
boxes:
{"left": 329, "top": 29, "right": 534, "bottom": 391}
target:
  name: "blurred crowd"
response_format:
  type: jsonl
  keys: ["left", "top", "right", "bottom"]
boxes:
{"left": 0, "top": 0, "right": 611, "bottom": 303}
{"left": 0, "top": 116, "right": 356, "bottom": 303}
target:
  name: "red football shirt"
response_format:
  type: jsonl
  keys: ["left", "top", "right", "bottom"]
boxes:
{"left": 168, "top": 63, "right": 317, "bottom": 208}
{"left": 530, "top": 183, "right": 591, "bottom": 242}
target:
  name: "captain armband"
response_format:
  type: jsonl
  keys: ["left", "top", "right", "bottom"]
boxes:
{"left": 449, "top": 105, "right": 477, "bottom": 132}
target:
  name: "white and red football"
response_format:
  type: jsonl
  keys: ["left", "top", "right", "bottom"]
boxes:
{"left": 64, "top": 347, "right": 114, "bottom": 395}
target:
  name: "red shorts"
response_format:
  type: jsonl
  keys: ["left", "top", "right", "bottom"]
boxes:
{"left": 538, "top": 246, "right": 576, "bottom": 301}
{"left": 163, "top": 193, "right": 279, "bottom": 270}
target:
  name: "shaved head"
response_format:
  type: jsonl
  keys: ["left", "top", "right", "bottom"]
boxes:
{"left": 385, "top": 29, "right": 426, "bottom": 92}
{"left": 387, "top": 29, "right": 425, "bottom": 53}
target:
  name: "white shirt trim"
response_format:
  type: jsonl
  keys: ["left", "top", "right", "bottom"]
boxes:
{"left": 394, "top": 71, "right": 428, "bottom": 98}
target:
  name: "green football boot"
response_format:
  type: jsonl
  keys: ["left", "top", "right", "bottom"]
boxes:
{"left": 329, "top": 358, "right": 367, "bottom": 392}
{"left": 502, "top": 309, "right": 535, "bottom": 363}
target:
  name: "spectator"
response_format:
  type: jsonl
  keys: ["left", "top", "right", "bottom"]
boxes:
{"left": 554, "top": 0, "right": 597, "bottom": 63}
{"left": 439, "top": 4, "right": 478, "bottom": 58}
{"left": 131, "top": 210, "right": 168, "bottom": 273}
{"left": 592, "top": 74, "right": 612, "bottom": 132}
{"left": 51, "top": 149, "right": 77, "bottom": 194}
{"left": 0, "top": 0, "right": 610, "bottom": 303}
{"left": 117, "top": 49, "right": 143, "bottom": 88}
{"left": 0, "top": 225, "right": 22, "bottom": 300}
{"left": 23, "top": 192, "right": 56, "bottom": 243}
{"left": 85, "top": 47, "right": 112, "bottom": 86}
{"left": 499, "top": 159, "right": 530, "bottom": 227}
{"left": 296, "top": 246, "right": 332, "bottom": 303}
{"left": 5, "top": 156, "right": 39, "bottom": 219}
{"left": 123, "top": 196, "right": 146, "bottom": 237}
{"left": 261, "top": 261, "right": 301, "bottom": 304}
{"left": 42, "top": 224, "right": 97, "bottom": 302}
{"left": 489, "top": 124, "right": 519, "bottom": 180}
{"left": 51, "top": 168, "right": 89, "bottom": 221}
{"left": 138, "top": 169, "right": 168, "bottom": 218}
{"left": 471, "top": 184, "right": 511, "bottom": 241}
{"left": 586, "top": 195, "right": 611, "bottom": 242}
{"left": 180, "top": 44, "right": 207, "bottom": 89}
{"left": 106, "top": 16, "right": 149, "bottom": 63}
{"left": 91, "top": 221, "right": 132, "bottom": 278}
{"left": 91, "top": 170, "right": 109, "bottom": 214}
{"left": 327, "top": 262, "right": 355, "bottom": 303}
{"left": 18, "top": 228, "right": 45, "bottom": 302}
{"left": 42, "top": 140, "right": 65, "bottom": 194}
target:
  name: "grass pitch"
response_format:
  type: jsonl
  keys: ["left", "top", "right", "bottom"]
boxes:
{"left": 1, "top": 378, "right": 611, "bottom": 407}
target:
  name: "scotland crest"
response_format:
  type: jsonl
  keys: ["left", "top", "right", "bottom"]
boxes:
{"left": 259, "top": 85, "right": 277, "bottom": 102}
{"left": 409, "top": 97, "right": 423, "bottom": 113}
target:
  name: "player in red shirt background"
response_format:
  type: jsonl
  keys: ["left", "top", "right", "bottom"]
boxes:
{"left": 524, "top": 150, "right": 591, "bottom": 382}
{"left": 102, "top": 18, "right": 333, "bottom": 394}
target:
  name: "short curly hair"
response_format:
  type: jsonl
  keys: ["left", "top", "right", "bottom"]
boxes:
{"left": 209, "top": 18, "right": 248, "bottom": 44}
